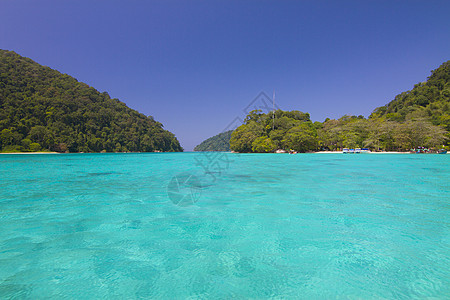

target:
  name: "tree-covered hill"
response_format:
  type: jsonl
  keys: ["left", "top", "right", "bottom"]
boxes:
{"left": 230, "top": 110, "right": 318, "bottom": 153}
{"left": 229, "top": 61, "right": 449, "bottom": 153}
{"left": 194, "top": 130, "right": 232, "bottom": 151}
{"left": 0, "top": 50, "right": 183, "bottom": 152}
{"left": 371, "top": 60, "right": 450, "bottom": 131}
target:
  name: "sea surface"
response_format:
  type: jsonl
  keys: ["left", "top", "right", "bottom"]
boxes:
{"left": 0, "top": 152, "right": 449, "bottom": 299}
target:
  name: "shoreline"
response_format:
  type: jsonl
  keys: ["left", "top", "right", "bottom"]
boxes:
{"left": 0, "top": 152, "right": 59, "bottom": 155}
{"left": 1, "top": 151, "right": 447, "bottom": 155}
{"left": 315, "top": 151, "right": 410, "bottom": 154}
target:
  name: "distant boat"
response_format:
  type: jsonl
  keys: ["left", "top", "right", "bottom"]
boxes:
{"left": 275, "top": 149, "right": 287, "bottom": 153}
{"left": 410, "top": 148, "right": 446, "bottom": 154}
{"left": 361, "top": 148, "right": 371, "bottom": 153}
{"left": 343, "top": 148, "right": 363, "bottom": 153}
{"left": 410, "top": 147, "right": 439, "bottom": 154}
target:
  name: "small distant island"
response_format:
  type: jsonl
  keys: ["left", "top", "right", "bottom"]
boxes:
{"left": 0, "top": 50, "right": 183, "bottom": 153}
{"left": 195, "top": 60, "right": 449, "bottom": 153}
{"left": 194, "top": 130, "right": 232, "bottom": 152}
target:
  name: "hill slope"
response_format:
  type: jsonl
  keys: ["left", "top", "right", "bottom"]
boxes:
{"left": 229, "top": 61, "right": 449, "bottom": 153}
{"left": 194, "top": 130, "right": 232, "bottom": 151}
{"left": 371, "top": 60, "right": 450, "bottom": 131}
{"left": 0, "top": 50, "right": 182, "bottom": 152}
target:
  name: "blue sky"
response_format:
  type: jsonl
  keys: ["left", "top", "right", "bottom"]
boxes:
{"left": 1, "top": 0, "right": 449, "bottom": 150}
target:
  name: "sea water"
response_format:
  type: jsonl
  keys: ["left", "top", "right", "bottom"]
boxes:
{"left": 0, "top": 153, "right": 449, "bottom": 299}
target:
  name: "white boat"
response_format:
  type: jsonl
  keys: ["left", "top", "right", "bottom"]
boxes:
{"left": 343, "top": 148, "right": 349, "bottom": 154}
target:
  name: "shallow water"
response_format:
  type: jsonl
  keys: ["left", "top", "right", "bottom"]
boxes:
{"left": 0, "top": 153, "right": 449, "bottom": 299}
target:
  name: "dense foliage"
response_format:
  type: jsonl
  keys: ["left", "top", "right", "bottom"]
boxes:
{"left": 230, "top": 110, "right": 322, "bottom": 153}
{"left": 230, "top": 61, "right": 449, "bottom": 153}
{"left": 194, "top": 130, "right": 232, "bottom": 151}
{"left": 317, "top": 114, "right": 447, "bottom": 151}
{"left": 0, "top": 50, "right": 182, "bottom": 152}
{"left": 371, "top": 61, "right": 450, "bottom": 131}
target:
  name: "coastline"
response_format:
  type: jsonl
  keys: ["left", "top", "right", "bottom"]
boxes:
{"left": 315, "top": 151, "right": 410, "bottom": 154}
{"left": 2, "top": 151, "right": 446, "bottom": 155}
{"left": 0, "top": 152, "right": 59, "bottom": 155}
{"left": 365, "top": 151, "right": 410, "bottom": 154}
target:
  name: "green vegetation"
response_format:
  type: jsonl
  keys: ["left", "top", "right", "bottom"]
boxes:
{"left": 371, "top": 61, "right": 450, "bottom": 131}
{"left": 0, "top": 50, "right": 182, "bottom": 153}
{"left": 194, "top": 130, "right": 232, "bottom": 151}
{"left": 317, "top": 114, "right": 447, "bottom": 151}
{"left": 230, "top": 61, "right": 449, "bottom": 153}
{"left": 230, "top": 110, "right": 321, "bottom": 153}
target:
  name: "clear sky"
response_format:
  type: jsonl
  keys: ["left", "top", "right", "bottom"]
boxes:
{"left": 1, "top": 0, "right": 449, "bottom": 150}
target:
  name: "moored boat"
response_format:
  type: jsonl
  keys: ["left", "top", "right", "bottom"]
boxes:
{"left": 410, "top": 147, "right": 447, "bottom": 154}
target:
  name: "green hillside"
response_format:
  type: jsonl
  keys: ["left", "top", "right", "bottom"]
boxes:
{"left": 194, "top": 130, "right": 232, "bottom": 151}
{"left": 230, "top": 110, "right": 321, "bottom": 153}
{"left": 0, "top": 50, "right": 182, "bottom": 153}
{"left": 230, "top": 61, "right": 449, "bottom": 153}
{"left": 371, "top": 61, "right": 450, "bottom": 131}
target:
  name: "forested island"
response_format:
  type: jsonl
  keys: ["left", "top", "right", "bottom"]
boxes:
{"left": 194, "top": 130, "right": 232, "bottom": 151}
{"left": 196, "top": 61, "right": 449, "bottom": 153}
{"left": 2, "top": 49, "right": 448, "bottom": 154}
{"left": 0, "top": 50, "right": 183, "bottom": 153}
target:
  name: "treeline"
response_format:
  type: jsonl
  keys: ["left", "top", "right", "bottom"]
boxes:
{"left": 230, "top": 110, "right": 317, "bottom": 152}
{"left": 230, "top": 61, "right": 450, "bottom": 153}
{"left": 230, "top": 110, "right": 447, "bottom": 153}
{"left": 319, "top": 114, "right": 447, "bottom": 151}
{"left": 0, "top": 50, "right": 183, "bottom": 152}
{"left": 194, "top": 130, "right": 232, "bottom": 151}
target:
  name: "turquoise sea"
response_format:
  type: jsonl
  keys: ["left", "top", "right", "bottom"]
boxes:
{"left": 0, "top": 153, "right": 449, "bottom": 299}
